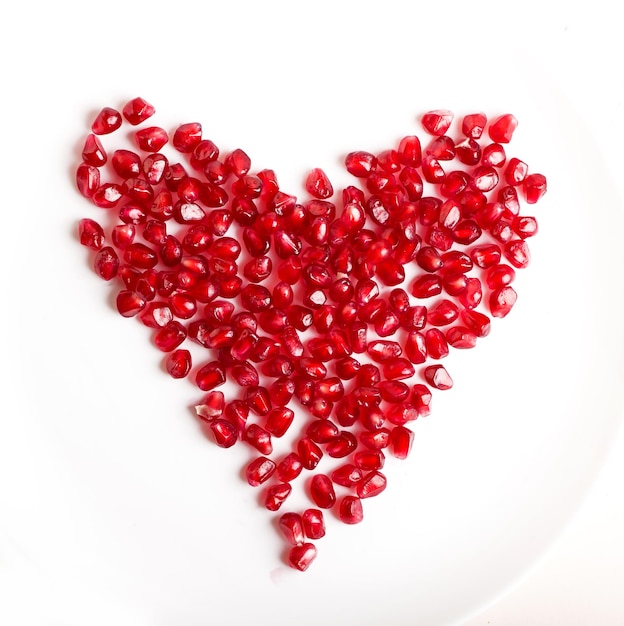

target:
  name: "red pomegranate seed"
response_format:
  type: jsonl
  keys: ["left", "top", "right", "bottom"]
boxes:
{"left": 412, "top": 384, "right": 433, "bottom": 417}
{"left": 486, "top": 264, "right": 516, "bottom": 288}
{"left": 354, "top": 450, "right": 385, "bottom": 470}
{"left": 93, "top": 246, "right": 119, "bottom": 280}
{"left": 224, "top": 149, "right": 251, "bottom": 178}
{"left": 276, "top": 453, "right": 303, "bottom": 483}
{"left": 461, "top": 310, "right": 491, "bottom": 337}
{"left": 504, "top": 239, "right": 531, "bottom": 268}
{"left": 76, "top": 163, "right": 100, "bottom": 198}
{"left": 265, "top": 483, "right": 292, "bottom": 511}
{"left": 310, "top": 474, "right": 336, "bottom": 509}
{"left": 427, "top": 300, "right": 459, "bottom": 326}
{"left": 471, "top": 243, "right": 502, "bottom": 268}
{"left": 421, "top": 109, "right": 453, "bottom": 136}
{"left": 412, "top": 275, "right": 442, "bottom": 299}
{"left": 325, "top": 431, "right": 358, "bottom": 458}
{"left": 154, "top": 321, "right": 186, "bottom": 352}
{"left": 331, "top": 463, "right": 363, "bottom": 488}
{"left": 279, "top": 512, "right": 305, "bottom": 545}
{"left": 513, "top": 215, "right": 539, "bottom": 238}
{"left": 306, "top": 168, "right": 334, "bottom": 199}
{"left": 306, "top": 419, "right": 340, "bottom": 444}
{"left": 91, "top": 107, "right": 122, "bottom": 135}
{"left": 78, "top": 218, "right": 105, "bottom": 250}
{"left": 379, "top": 380, "right": 410, "bottom": 403}
{"left": 82, "top": 134, "right": 107, "bottom": 167}
{"left": 135, "top": 126, "right": 169, "bottom": 152}
{"left": 389, "top": 425, "right": 414, "bottom": 459}
{"left": 423, "top": 364, "right": 453, "bottom": 390}
{"left": 427, "top": 135, "right": 455, "bottom": 160}
{"left": 446, "top": 326, "right": 478, "bottom": 349}
{"left": 504, "top": 157, "right": 529, "bottom": 186}
{"left": 210, "top": 419, "right": 238, "bottom": 448}
{"left": 488, "top": 113, "right": 518, "bottom": 143}
{"left": 195, "top": 391, "right": 225, "bottom": 421}
{"left": 265, "top": 406, "right": 295, "bottom": 438}
{"left": 195, "top": 361, "right": 226, "bottom": 391}
{"left": 462, "top": 112, "right": 487, "bottom": 139}
{"left": 360, "top": 428, "right": 391, "bottom": 451}
{"left": 92, "top": 183, "right": 123, "bottom": 209}
{"left": 357, "top": 471, "right": 387, "bottom": 499}
{"left": 246, "top": 456, "right": 276, "bottom": 487}
{"left": 422, "top": 155, "right": 446, "bottom": 184}
{"left": 172, "top": 122, "right": 202, "bottom": 153}
{"left": 124, "top": 243, "right": 157, "bottom": 269}
{"left": 301, "top": 509, "right": 325, "bottom": 540}
{"left": 482, "top": 142, "right": 507, "bottom": 167}
{"left": 490, "top": 285, "right": 518, "bottom": 318}
{"left": 111, "top": 224, "right": 135, "bottom": 249}
{"left": 339, "top": 496, "right": 364, "bottom": 524}
{"left": 122, "top": 97, "right": 155, "bottom": 125}
{"left": 231, "top": 362, "right": 260, "bottom": 387}
{"left": 288, "top": 543, "right": 317, "bottom": 572}
{"left": 166, "top": 349, "right": 192, "bottom": 378}
{"left": 245, "top": 386, "right": 272, "bottom": 416}
{"left": 345, "top": 151, "right": 377, "bottom": 177}
{"left": 383, "top": 358, "right": 415, "bottom": 380}
{"left": 298, "top": 437, "right": 323, "bottom": 470}
{"left": 405, "top": 331, "right": 427, "bottom": 364}
{"left": 460, "top": 279, "right": 482, "bottom": 310}
{"left": 425, "top": 328, "right": 449, "bottom": 359}
{"left": 524, "top": 173, "right": 547, "bottom": 204}
{"left": 244, "top": 424, "right": 273, "bottom": 455}
{"left": 116, "top": 290, "right": 145, "bottom": 317}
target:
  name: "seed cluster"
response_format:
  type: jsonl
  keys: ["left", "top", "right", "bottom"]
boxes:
{"left": 77, "top": 99, "right": 547, "bottom": 571}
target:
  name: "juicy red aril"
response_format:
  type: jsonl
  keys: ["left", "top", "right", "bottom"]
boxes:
{"left": 244, "top": 424, "right": 272, "bottom": 455}
{"left": 82, "top": 134, "right": 107, "bottom": 166}
{"left": 116, "top": 290, "right": 145, "bottom": 317}
{"left": 276, "top": 452, "right": 303, "bottom": 483}
{"left": 490, "top": 285, "right": 518, "bottom": 318}
{"left": 471, "top": 244, "right": 502, "bottom": 268}
{"left": 195, "top": 361, "right": 226, "bottom": 391}
{"left": 122, "top": 97, "right": 155, "bottom": 125}
{"left": 488, "top": 114, "right": 518, "bottom": 143}
{"left": 173, "top": 122, "right": 202, "bottom": 153}
{"left": 265, "top": 406, "right": 295, "bottom": 437}
{"left": 265, "top": 483, "right": 292, "bottom": 511}
{"left": 389, "top": 426, "right": 414, "bottom": 460}
{"left": 421, "top": 109, "right": 453, "bottom": 136}
{"left": 210, "top": 419, "right": 238, "bottom": 448}
{"left": 76, "top": 164, "right": 100, "bottom": 198}
{"left": 357, "top": 471, "right": 387, "bottom": 499}
{"left": 94, "top": 246, "right": 119, "bottom": 280}
{"left": 446, "top": 326, "right": 477, "bottom": 349}
{"left": 91, "top": 107, "right": 122, "bottom": 135}
{"left": 331, "top": 463, "right": 363, "bottom": 488}
{"left": 504, "top": 157, "right": 529, "bottom": 185}
{"left": 302, "top": 509, "right": 325, "bottom": 540}
{"left": 306, "top": 168, "right": 334, "bottom": 199}
{"left": 427, "top": 300, "right": 459, "bottom": 326}
{"left": 412, "top": 384, "right": 433, "bottom": 417}
{"left": 166, "top": 349, "right": 192, "bottom": 379}
{"left": 79, "top": 218, "right": 105, "bottom": 250}
{"left": 195, "top": 391, "right": 225, "bottom": 421}
{"left": 310, "top": 474, "right": 336, "bottom": 509}
{"left": 345, "top": 151, "right": 377, "bottom": 177}
{"left": 135, "top": 126, "right": 169, "bottom": 152}
{"left": 487, "top": 264, "right": 516, "bottom": 288}
{"left": 462, "top": 112, "right": 487, "bottom": 139}
{"left": 524, "top": 173, "right": 547, "bottom": 204}
{"left": 288, "top": 543, "right": 317, "bottom": 572}
{"left": 505, "top": 239, "right": 531, "bottom": 268}
{"left": 246, "top": 456, "right": 276, "bottom": 487}
{"left": 424, "top": 364, "right": 453, "bottom": 390}
{"left": 325, "top": 431, "right": 358, "bottom": 458}
{"left": 279, "top": 512, "right": 305, "bottom": 545}
{"left": 298, "top": 437, "right": 323, "bottom": 470}
{"left": 339, "top": 496, "right": 364, "bottom": 524}
{"left": 461, "top": 310, "right": 491, "bottom": 337}
{"left": 353, "top": 450, "right": 385, "bottom": 470}
{"left": 513, "top": 215, "right": 539, "bottom": 238}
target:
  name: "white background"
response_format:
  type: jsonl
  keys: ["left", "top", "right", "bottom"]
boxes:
{"left": 1, "top": 1, "right": 623, "bottom": 625}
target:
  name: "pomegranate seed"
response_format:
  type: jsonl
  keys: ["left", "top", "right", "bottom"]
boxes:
{"left": 124, "top": 243, "right": 157, "bottom": 269}
{"left": 424, "top": 364, "right": 453, "bottom": 390}
{"left": 427, "top": 300, "right": 459, "bottom": 326}
{"left": 487, "top": 264, "right": 516, "bottom": 288}
{"left": 421, "top": 109, "right": 453, "bottom": 136}
{"left": 310, "top": 474, "right": 336, "bottom": 509}
{"left": 93, "top": 183, "right": 123, "bottom": 209}
{"left": 488, "top": 114, "right": 518, "bottom": 143}
{"left": 93, "top": 246, "right": 119, "bottom": 280}
{"left": 339, "top": 496, "right": 364, "bottom": 524}
{"left": 195, "top": 361, "right": 226, "bottom": 391}
{"left": 524, "top": 173, "right": 547, "bottom": 204}
{"left": 301, "top": 509, "right": 325, "bottom": 540}
{"left": 231, "top": 362, "right": 260, "bottom": 387}
{"left": 116, "top": 290, "right": 145, "bottom": 317}
{"left": 504, "top": 157, "right": 529, "bottom": 186}
{"left": 490, "top": 285, "right": 518, "bottom": 318}
{"left": 122, "top": 97, "right": 155, "bottom": 125}
{"left": 82, "top": 134, "right": 107, "bottom": 166}
{"left": 265, "top": 406, "right": 295, "bottom": 437}
{"left": 245, "top": 386, "right": 272, "bottom": 416}
{"left": 244, "top": 424, "right": 272, "bottom": 455}
{"left": 78, "top": 218, "right": 105, "bottom": 250}
{"left": 471, "top": 243, "right": 502, "bottom": 268}
{"left": 279, "top": 512, "right": 305, "bottom": 545}
{"left": 357, "top": 471, "right": 387, "bottom": 499}
{"left": 154, "top": 321, "right": 187, "bottom": 352}
{"left": 298, "top": 437, "right": 323, "bottom": 470}
{"left": 345, "top": 151, "right": 377, "bottom": 177}
{"left": 139, "top": 301, "right": 173, "bottom": 328}
{"left": 354, "top": 449, "right": 385, "bottom": 471}
{"left": 461, "top": 310, "right": 491, "bottom": 337}
{"left": 405, "top": 331, "right": 427, "bottom": 364}
{"left": 446, "top": 326, "right": 477, "bottom": 349}
{"left": 173, "top": 122, "right": 202, "bottom": 153}
{"left": 379, "top": 380, "right": 410, "bottom": 403}
{"left": 210, "top": 419, "right": 238, "bottom": 448}
{"left": 389, "top": 425, "right": 414, "bottom": 459}
{"left": 91, "top": 107, "right": 122, "bottom": 135}
{"left": 416, "top": 246, "right": 443, "bottom": 272}
{"left": 412, "top": 274, "right": 442, "bottom": 299}
{"left": 360, "top": 428, "right": 391, "bottom": 451}
{"left": 195, "top": 391, "right": 225, "bottom": 421}
{"left": 306, "top": 419, "right": 340, "bottom": 444}
{"left": 412, "top": 384, "right": 433, "bottom": 417}
{"left": 276, "top": 453, "right": 303, "bottom": 483}
{"left": 76, "top": 163, "right": 100, "bottom": 198}
{"left": 224, "top": 149, "right": 251, "bottom": 178}
{"left": 331, "top": 463, "right": 363, "bottom": 488}
{"left": 425, "top": 328, "right": 449, "bottom": 359}
{"left": 505, "top": 239, "right": 531, "bottom": 269}
{"left": 326, "top": 431, "right": 358, "bottom": 458}
{"left": 427, "top": 135, "right": 455, "bottom": 160}
{"left": 513, "top": 215, "right": 539, "bottom": 238}
{"left": 482, "top": 142, "right": 507, "bottom": 167}
{"left": 383, "top": 358, "right": 415, "bottom": 380}
{"left": 462, "top": 112, "right": 487, "bottom": 139}
{"left": 246, "top": 456, "right": 276, "bottom": 487}
{"left": 265, "top": 483, "right": 292, "bottom": 511}
{"left": 166, "top": 349, "right": 192, "bottom": 378}
{"left": 306, "top": 168, "right": 334, "bottom": 199}
{"left": 135, "top": 126, "right": 169, "bottom": 152}
{"left": 288, "top": 543, "right": 317, "bottom": 572}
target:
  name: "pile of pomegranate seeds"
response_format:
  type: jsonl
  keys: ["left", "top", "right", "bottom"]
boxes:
{"left": 76, "top": 98, "right": 546, "bottom": 572}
